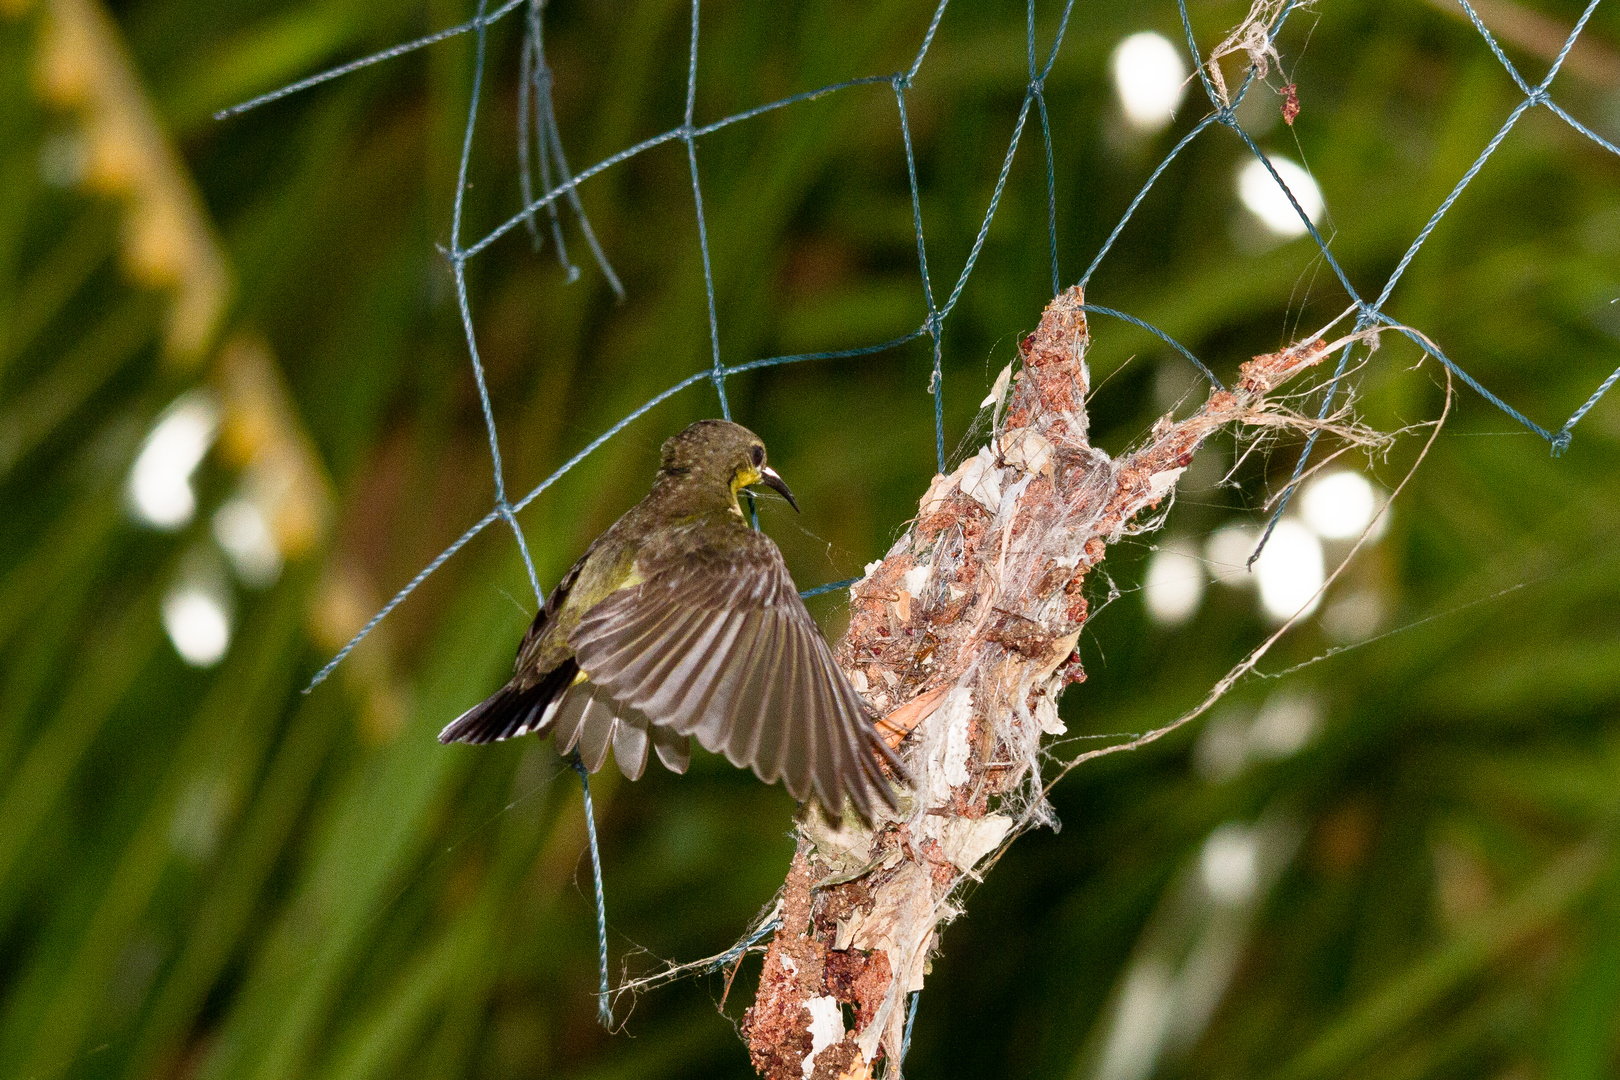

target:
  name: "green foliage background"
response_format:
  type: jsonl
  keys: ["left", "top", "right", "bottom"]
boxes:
{"left": 4, "top": 0, "right": 1620, "bottom": 1077}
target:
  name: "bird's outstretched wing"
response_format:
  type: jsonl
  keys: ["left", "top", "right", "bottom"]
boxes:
{"left": 569, "top": 535, "right": 908, "bottom": 822}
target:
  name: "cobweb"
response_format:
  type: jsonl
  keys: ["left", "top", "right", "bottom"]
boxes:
{"left": 219, "top": 0, "right": 1620, "bottom": 1044}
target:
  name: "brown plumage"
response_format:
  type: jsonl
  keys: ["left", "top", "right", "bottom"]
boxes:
{"left": 440, "top": 419, "right": 908, "bottom": 822}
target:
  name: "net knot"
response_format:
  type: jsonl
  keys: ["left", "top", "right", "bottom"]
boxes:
{"left": 1028, "top": 76, "right": 1045, "bottom": 95}
{"left": 1550, "top": 428, "right": 1572, "bottom": 456}
{"left": 892, "top": 71, "right": 911, "bottom": 92}
{"left": 1526, "top": 88, "right": 1551, "bottom": 106}
{"left": 923, "top": 310, "right": 943, "bottom": 337}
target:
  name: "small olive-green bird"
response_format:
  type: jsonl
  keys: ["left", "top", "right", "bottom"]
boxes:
{"left": 441, "top": 420, "right": 907, "bottom": 821}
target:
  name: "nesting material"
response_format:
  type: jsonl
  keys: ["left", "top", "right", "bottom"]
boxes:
{"left": 743, "top": 287, "right": 1332, "bottom": 1077}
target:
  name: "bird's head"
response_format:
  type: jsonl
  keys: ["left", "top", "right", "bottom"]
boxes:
{"left": 657, "top": 419, "right": 799, "bottom": 514}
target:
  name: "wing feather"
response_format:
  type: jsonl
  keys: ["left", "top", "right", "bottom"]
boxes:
{"left": 611, "top": 712, "right": 649, "bottom": 780}
{"left": 641, "top": 610, "right": 737, "bottom": 718}
{"left": 575, "top": 695, "right": 615, "bottom": 773}
{"left": 780, "top": 625, "right": 814, "bottom": 801}
{"left": 808, "top": 642, "right": 843, "bottom": 813}
{"left": 817, "top": 652, "right": 870, "bottom": 822}
{"left": 652, "top": 725, "right": 691, "bottom": 773}
{"left": 551, "top": 687, "right": 589, "bottom": 756}
{"left": 586, "top": 604, "right": 691, "bottom": 684}
{"left": 664, "top": 611, "right": 748, "bottom": 720}
{"left": 740, "top": 614, "right": 787, "bottom": 776}
{"left": 702, "top": 610, "right": 764, "bottom": 749}
{"left": 745, "top": 617, "right": 789, "bottom": 783}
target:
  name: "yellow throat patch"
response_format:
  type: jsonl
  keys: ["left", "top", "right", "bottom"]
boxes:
{"left": 728, "top": 465, "right": 762, "bottom": 516}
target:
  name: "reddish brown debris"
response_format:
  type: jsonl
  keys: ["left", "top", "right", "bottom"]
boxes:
{"left": 825, "top": 948, "right": 892, "bottom": 1032}
{"left": 1281, "top": 82, "right": 1301, "bottom": 125}
{"left": 808, "top": 1037, "right": 865, "bottom": 1080}
{"left": 742, "top": 851, "right": 825, "bottom": 1080}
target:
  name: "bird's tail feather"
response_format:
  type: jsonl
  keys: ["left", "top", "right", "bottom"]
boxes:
{"left": 438, "top": 660, "right": 579, "bottom": 745}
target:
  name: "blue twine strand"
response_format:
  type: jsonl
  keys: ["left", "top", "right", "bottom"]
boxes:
{"left": 212, "top": 0, "right": 529, "bottom": 120}
{"left": 570, "top": 755, "right": 612, "bottom": 1027}
{"left": 899, "top": 989, "right": 920, "bottom": 1071}
{"left": 1080, "top": 306, "right": 1224, "bottom": 390}
{"left": 799, "top": 577, "right": 860, "bottom": 600}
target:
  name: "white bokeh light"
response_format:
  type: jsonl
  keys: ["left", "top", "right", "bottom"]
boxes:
{"left": 1236, "top": 155, "right": 1324, "bottom": 238}
{"left": 1302, "top": 469, "right": 1387, "bottom": 541}
{"left": 1193, "top": 713, "right": 1250, "bottom": 783}
{"left": 1203, "top": 523, "right": 1258, "bottom": 586}
{"left": 1194, "top": 695, "right": 1320, "bottom": 784}
{"left": 129, "top": 392, "right": 220, "bottom": 529}
{"left": 1111, "top": 32, "right": 1188, "bottom": 133}
{"left": 1247, "top": 692, "right": 1320, "bottom": 760}
{"left": 162, "top": 578, "right": 232, "bottom": 668}
{"left": 1143, "top": 540, "right": 1204, "bottom": 625}
{"left": 213, "top": 497, "right": 284, "bottom": 588}
{"left": 1096, "top": 959, "right": 1174, "bottom": 1080}
{"left": 1322, "top": 588, "right": 1385, "bottom": 642}
{"left": 1252, "top": 518, "right": 1324, "bottom": 621}
{"left": 1200, "top": 824, "right": 1259, "bottom": 906}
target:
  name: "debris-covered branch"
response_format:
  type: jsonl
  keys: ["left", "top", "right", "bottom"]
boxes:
{"left": 741, "top": 286, "right": 1341, "bottom": 1078}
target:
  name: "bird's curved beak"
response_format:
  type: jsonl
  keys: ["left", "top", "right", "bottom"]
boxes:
{"left": 759, "top": 466, "right": 799, "bottom": 512}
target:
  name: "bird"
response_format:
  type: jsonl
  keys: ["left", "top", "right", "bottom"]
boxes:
{"left": 440, "top": 419, "right": 908, "bottom": 822}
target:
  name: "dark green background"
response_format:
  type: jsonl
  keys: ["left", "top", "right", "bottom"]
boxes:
{"left": 4, "top": 0, "right": 1620, "bottom": 1076}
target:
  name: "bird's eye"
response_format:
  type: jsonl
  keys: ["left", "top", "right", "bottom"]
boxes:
{"left": 750, "top": 445, "right": 765, "bottom": 467}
